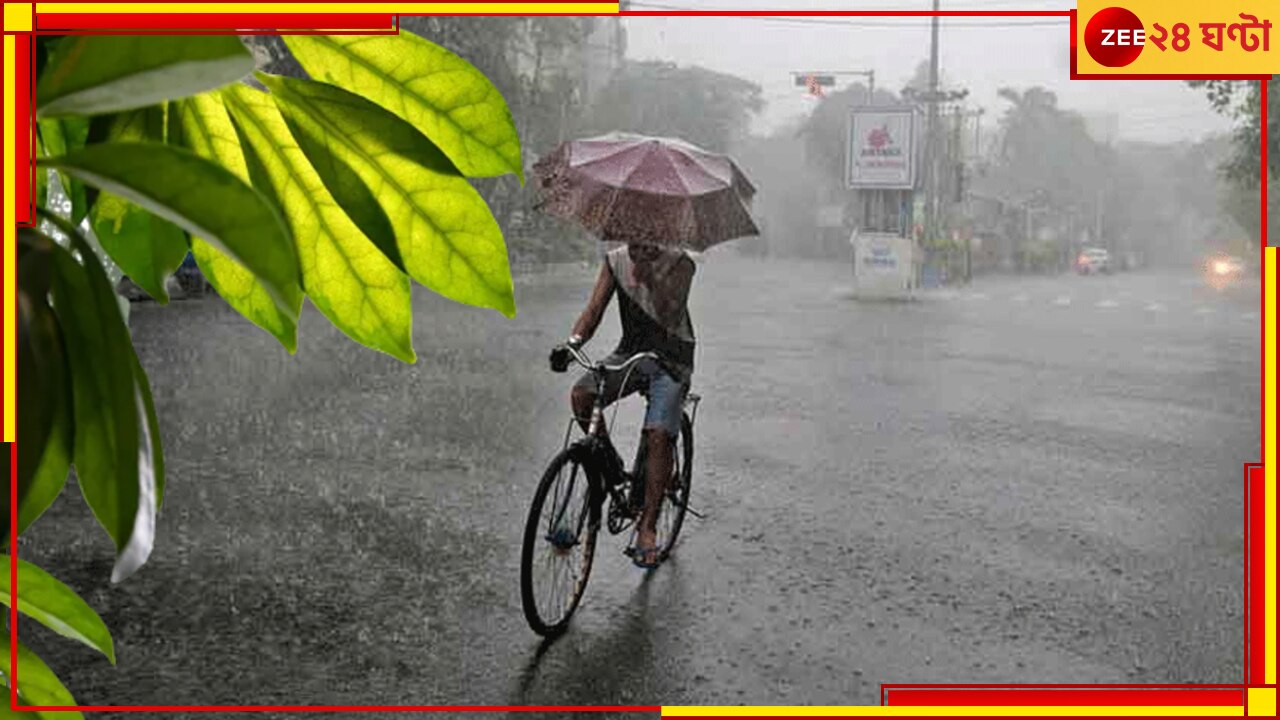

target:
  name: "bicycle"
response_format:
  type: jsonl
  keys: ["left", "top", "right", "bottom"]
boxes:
{"left": 520, "top": 345, "right": 700, "bottom": 636}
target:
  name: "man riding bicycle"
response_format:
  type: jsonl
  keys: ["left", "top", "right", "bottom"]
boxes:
{"left": 550, "top": 242, "right": 696, "bottom": 569}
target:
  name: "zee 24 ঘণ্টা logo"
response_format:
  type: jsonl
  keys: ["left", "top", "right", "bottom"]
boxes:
{"left": 1084, "top": 5, "right": 1271, "bottom": 67}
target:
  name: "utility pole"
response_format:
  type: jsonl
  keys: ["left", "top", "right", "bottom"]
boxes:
{"left": 1094, "top": 186, "right": 1104, "bottom": 250}
{"left": 925, "top": 0, "right": 941, "bottom": 247}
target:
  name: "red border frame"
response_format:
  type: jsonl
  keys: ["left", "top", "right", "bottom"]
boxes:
{"left": 6, "top": 3, "right": 1271, "bottom": 714}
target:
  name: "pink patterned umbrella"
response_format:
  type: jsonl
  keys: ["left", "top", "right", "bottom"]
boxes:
{"left": 532, "top": 133, "right": 760, "bottom": 251}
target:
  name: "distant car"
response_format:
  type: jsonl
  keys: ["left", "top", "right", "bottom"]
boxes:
{"left": 1076, "top": 247, "right": 1111, "bottom": 275}
{"left": 1206, "top": 255, "right": 1247, "bottom": 282}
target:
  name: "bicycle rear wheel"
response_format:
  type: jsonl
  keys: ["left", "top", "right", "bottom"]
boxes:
{"left": 521, "top": 445, "right": 599, "bottom": 636}
{"left": 655, "top": 412, "right": 694, "bottom": 560}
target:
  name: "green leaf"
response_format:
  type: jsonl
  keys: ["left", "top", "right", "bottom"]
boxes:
{"left": 131, "top": 352, "right": 165, "bottom": 510}
{"left": 170, "top": 94, "right": 299, "bottom": 352}
{"left": 90, "top": 194, "right": 187, "bottom": 303}
{"left": 0, "top": 635, "right": 83, "bottom": 719}
{"left": 44, "top": 142, "right": 301, "bottom": 321}
{"left": 0, "top": 557, "right": 114, "bottom": 664}
{"left": 222, "top": 83, "right": 415, "bottom": 363}
{"left": 12, "top": 234, "right": 72, "bottom": 541}
{"left": 35, "top": 118, "right": 89, "bottom": 224}
{"left": 283, "top": 34, "right": 524, "bottom": 182}
{"left": 262, "top": 74, "right": 517, "bottom": 317}
{"left": 33, "top": 130, "right": 48, "bottom": 211}
{"left": 17, "top": 404, "right": 70, "bottom": 541}
{"left": 86, "top": 106, "right": 186, "bottom": 303}
{"left": 40, "top": 212, "right": 156, "bottom": 584}
{"left": 36, "top": 35, "right": 254, "bottom": 118}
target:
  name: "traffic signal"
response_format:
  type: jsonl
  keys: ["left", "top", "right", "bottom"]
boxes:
{"left": 794, "top": 74, "right": 836, "bottom": 87}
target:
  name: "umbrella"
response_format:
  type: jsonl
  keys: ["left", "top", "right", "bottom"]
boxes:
{"left": 532, "top": 133, "right": 760, "bottom": 251}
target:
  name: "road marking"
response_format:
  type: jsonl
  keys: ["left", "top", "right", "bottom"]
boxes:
{"left": 1053, "top": 295, "right": 1072, "bottom": 306}
{"left": 1011, "top": 294, "right": 1029, "bottom": 304}
{"left": 1096, "top": 299, "right": 1120, "bottom": 309}
{"left": 1145, "top": 303, "right": 1167, "bottom": 312}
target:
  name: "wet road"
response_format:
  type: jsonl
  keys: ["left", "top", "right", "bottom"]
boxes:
{"left": 24, "top": 255, "right": 1257, "bottom": 713}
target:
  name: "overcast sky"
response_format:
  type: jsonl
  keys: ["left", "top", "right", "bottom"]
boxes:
{"left": 620, "top": 0, "right": 1236, "bottom": 144}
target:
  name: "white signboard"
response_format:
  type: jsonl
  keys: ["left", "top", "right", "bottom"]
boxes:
{"left": 847, "top": 108, "right": 917, "bottom": 190}
{"left": 850, "top": 231, "right": 915, "bottom": 300}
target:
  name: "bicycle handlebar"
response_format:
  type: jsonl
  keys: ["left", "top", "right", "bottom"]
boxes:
{"left": 561, "top": 344, "right": 659, "bottom": 375}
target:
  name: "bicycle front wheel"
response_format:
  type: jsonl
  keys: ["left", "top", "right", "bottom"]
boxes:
{"left": 521, "top": 445, "right": 599, "bottom": 636}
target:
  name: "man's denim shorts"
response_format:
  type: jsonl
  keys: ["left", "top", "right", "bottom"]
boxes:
{"left": 573, "top": 355, "right": 688, "bottom": 437}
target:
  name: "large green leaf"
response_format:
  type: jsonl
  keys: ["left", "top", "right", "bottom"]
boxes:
{"left": 263, "top": 74, "right": 516, "bottom": 318}
{"left": 44, "top": 143, "right": 301, "bottom": 321}
{"left": 131, "top": 351, "right": 165, "bottom": 510}
{"left": 90, "top": 194, "right": 187, "bottom": 303}
{"left": 0, "top": 557, "right": 114, "bottom": 664}
{"left": 0, "top": 635, "right": 83, "bottom": 719}
{"left": 87, "top": 106, "right": 187, "bottom": 304}
{"left": 12, "top": 235, "right": 72, "bottom": 542}
{"left": 283, "top": 34, "right": 523, "bottom": 182}
{"left": 17, "top": 402, "right": 70, "bottom": 541}
{"left": 41, "top": 212, "right": 156, "bottom": 584}
{"left": 170, "top": 94, "right": 299, "bottom": 352}
{"left": 36, "top": 35, "right": 254, "bottom": 118}
{"left": 222, "top": 84, "right": 415, "bottom": 363}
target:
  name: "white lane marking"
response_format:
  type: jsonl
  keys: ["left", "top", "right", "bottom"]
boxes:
{"left": 1096, "top": 299, "right": 1120, "bottom": 309}
{"left": 1053, "top": 296, "right": 1072, "bottom": 306}
{"left": 1011, "top": 294, "right": 1030, "bottom": 304}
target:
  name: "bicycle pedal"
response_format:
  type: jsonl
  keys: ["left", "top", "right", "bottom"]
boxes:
{"left": 684, "top": 505, "right": 707, "bottom": 520}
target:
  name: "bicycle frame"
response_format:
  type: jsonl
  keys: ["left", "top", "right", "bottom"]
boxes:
{"left": 560, "top": 346, "right": 664, "bottom": 525}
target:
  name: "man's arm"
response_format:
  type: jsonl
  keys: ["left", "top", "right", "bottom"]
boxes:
{"left": 571, "top": 263, "right": 616, "bottom": 343}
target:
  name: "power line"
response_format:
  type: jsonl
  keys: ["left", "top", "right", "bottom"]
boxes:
{"left": 623, "top": 4, "right": 1068, "bottom": 27}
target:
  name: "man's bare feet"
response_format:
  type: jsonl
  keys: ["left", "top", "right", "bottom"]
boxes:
{"left": 631, "top": 525, "right": 661, "bottom": 568}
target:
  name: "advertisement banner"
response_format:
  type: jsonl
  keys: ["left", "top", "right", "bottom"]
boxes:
{"left": 847, "top": 107, "right": 917, "bottom": 190}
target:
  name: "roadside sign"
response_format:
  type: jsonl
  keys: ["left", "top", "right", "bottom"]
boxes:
{"left": 847, "top": 107, "right": 918, "bottom": 190}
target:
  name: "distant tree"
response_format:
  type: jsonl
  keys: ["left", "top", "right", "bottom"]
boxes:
{"left": 582, "top": 60, "right": 764, "bottom": 153}
{"left": 1187, "top": 76, "right": 1279, "bottom": 185}
{"left": 900, "top": 58, "right": 953, "bottom": 96}
{"left": 1187, "top": 76, "right": 1278, "bottom": 245}
{"left": 987, "top": 87, "right": 1107, "bottom": 212}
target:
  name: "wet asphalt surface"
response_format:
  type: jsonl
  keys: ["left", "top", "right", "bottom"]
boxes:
{"left": 20, "top": 254, "right": 1257, "bottom": 717}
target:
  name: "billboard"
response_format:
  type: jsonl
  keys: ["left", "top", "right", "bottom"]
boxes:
{"left": 847, "top": 107, "right": 917, "bottom": 189}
